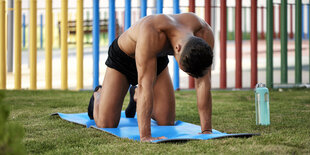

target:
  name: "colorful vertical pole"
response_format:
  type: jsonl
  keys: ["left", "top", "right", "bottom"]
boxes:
{"left": 7, "top": 0, "right": 13, "bottom": 73}
{"left": 281, "top": 0, "right": 287, "bottom": 84}
{"left": 108, "top": 0, "right": 115, "bottom": 45}
{"left": 46, "top": 0, "right": 52, "bottom": 89}
{"left": 266, "top": 0, "right": 273, "bottom": 88}
{"left": 308, "top": 4, "right": 309, "bottom": 39}
{"left": 235, "top": 0, "right": 242, "bottom": 89}
{"left": 22, "top": 14, "right": 25, "bottom": 48}
{"left": 125, "top": 0, "right": 131, "bottom": 30}
{"left": 295, "top": 0, "right": 302, "bottom": 84}
{"left": 205, "top": 0, "right": 211, "bottom": 25}
{"left": 251, "top": 0, "right": 257, "bottom": 89}
{"left": 308, "top": 4, "right": 310, "bottom": 39}
{"left": 14, "top": 0, "right": 22, "bottom": 89}
{"left": 261, "top": 7, "right": 265, "bottom": 39}
{"left": 40, "top": 14, "right": 43, "bottom": 49}
{"left": 220, "top": 0, "right": 227, "bottom": 89}
{"left": 77, "top": 0, "right": 83, "bottom": 90}
{"left": 173, "top": 0, "right": 180, "bottom": 90}
{"left": 140, "top": 0, "right": 147, "bottom": 18}
{"left": 188, "top": 0, "right": 195, "bottom": 89}
{"left": 61, "top": 0, "right": 68, "bottom": 90}
{"left": 93, "top": 0, "right": 99, "bottom": 89}
{"left": 30, "top": 0, "right": 37, "bottom": 90}
{"left": 156, "top": 0, "right": 163, "bottom": 14}
{"left": 0, "top": 0, "right": 5, "bottom": 89}
{"left": 290, "top": 4, "right": 294, "bottom": 39}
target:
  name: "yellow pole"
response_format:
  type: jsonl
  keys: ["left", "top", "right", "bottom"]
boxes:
{"left": 45, "top": 0, "right": 52, "bottom": 89}
{"left": 14, "top": 0, "right": 21, "bottom": 89}
{"left": 4, "top": 0, "right": 7, "bottom": 78}
{"left": 61, "top": 0, "right": 68, "bottom": 90}
{"left": 30, "top": 0, "right": 37, "bottom": 90}
{"left": 76, "top": 0, "right": 83, "bottom": 90}
{"left": 0, "top": 0, "right": 6, "bottom": 89}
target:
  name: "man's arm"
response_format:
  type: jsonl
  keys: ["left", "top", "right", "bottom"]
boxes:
{"left": 195, "top": 23, "right": 214, "bottom": 133}
{"left": 195, "top": 69, "right": 212, "bottom": 133}
{"left": 135, "top": 26, "right": 166, "bottom": 141}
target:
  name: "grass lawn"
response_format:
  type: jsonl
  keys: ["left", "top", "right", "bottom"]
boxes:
{"left": 1, "top": 88, "right": 310, "bottom": 154}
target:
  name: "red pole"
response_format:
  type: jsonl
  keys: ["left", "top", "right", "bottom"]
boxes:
{"left": 235, "top": 0, "right": 242, "bottom": 89}
{"left": 205, "top": 0, "right": 211, "bottom": 25}
{"left": 278, "top": 5, "right": 281, "bottom": 38}
{"left": 261, "top": 7, "right": 265, "bottom": 39}
{"left": 220, "top": 0, "right": 227, "bottom": 89}
{"left": 189, "top": 0, "right": 195, "bottom": 12}
{"left": 188, "top": 0, "right": 195, "bottom": 89}
{"left": 251, "top": 0, "right": 257, "bottom": 88}
{"left": 289, "top": 4, "right": 294, "bottom": 39}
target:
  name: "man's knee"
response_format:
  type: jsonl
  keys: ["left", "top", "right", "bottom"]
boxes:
{"left": 155, "top": 116, "right": 175, "bottom": 126}
{"left": 157, "top": 119, "right": 175, "bottom": 126}
{"left": 96, "top": 119, "right": 118, "bottom": 128}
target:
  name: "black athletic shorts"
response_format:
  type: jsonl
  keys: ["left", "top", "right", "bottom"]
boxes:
{"left": 105, "top": 38, "right": 169, "bottom": 85}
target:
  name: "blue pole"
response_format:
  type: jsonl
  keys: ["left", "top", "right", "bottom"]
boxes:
{"left": 93, "top": 0, "right": 100, "bottom": 89}
{"left": 125, "top": 0, "right": 131, "bottom": 30}
{"left": 156, "top": 0, "right": 163, "bottom": 14}
{"left": 22, "top": 14, "right": 25, "bottom": 48}
{"left": 302, "top": 4, "right": 305, "bottom": 39}
{"left": 307, "top": 4, "right": 310, "bottom": 39}
{"left": 40, "top": 14, "right": 43, "bottom": 49}
{"left": 173, "top": 0, "right": 180, "bottom": 90}
{"left": 140, "top": 0, "right": 147, "bottom": 17}
{"left": 108, "top": 0, "right": 115, "bottom": 45}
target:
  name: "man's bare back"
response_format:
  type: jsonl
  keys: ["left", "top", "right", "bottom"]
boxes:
{"left": 118, "top": 13, "right": 213, "bottom": 58}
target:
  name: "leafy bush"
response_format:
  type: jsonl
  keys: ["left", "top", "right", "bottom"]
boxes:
{"left": 0, "top": 92, "right": 25, "bottom": 155}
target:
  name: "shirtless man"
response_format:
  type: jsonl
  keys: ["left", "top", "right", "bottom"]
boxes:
{"left": 88, "top": 13, "right": 214, "bottom": 142}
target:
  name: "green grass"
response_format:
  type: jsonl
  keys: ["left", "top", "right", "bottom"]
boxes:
{"left": 1, "top": 89, "right": 310, "bottom": 154}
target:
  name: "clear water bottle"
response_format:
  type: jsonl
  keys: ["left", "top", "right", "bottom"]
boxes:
{"left": 255, "top": 83, "right": 270, "bottom": 125}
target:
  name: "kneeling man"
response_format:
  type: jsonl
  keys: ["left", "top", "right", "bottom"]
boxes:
{"left": 88, "top": 13, "right": 214, "bottom": 142}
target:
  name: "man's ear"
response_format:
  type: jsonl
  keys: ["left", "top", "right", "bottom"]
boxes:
{"left": 175, "top": 44, "right": 182, "bottom": 53}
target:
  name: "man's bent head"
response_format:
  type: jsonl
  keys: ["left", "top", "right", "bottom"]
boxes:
{"left": 179, "top": 36, "right": 213, "bottom": 78}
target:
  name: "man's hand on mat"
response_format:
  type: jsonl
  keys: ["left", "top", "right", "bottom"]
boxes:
{"left": 140, "top": 136, "right": 167, "bottom": 142}
{"left": 199, "top": 129, "right": 212, "bottom": 134}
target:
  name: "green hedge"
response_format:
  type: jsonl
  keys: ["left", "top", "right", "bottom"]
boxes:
{"left": 0, "top": 93, "right": 25, "bottom": 155}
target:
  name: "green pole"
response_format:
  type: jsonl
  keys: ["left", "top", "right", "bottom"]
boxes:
{"left": 295, "top": 0, "right": 302, "bottom": 84}
{"left": 266, "top": 0, "right": 273, "bottom": 88}
{"left": 309, "top": 3, "right": 310, "bottom": 83}
{"left": 281, "top": 0, "right": 287, "bottom": 84}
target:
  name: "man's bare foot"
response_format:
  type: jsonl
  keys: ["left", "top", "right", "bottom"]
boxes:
{"left": 88, "top": 85, "right": 102, "bottom": 119}
{"left": 93, "top": 88, "right": 101, "bottom": 102}
{"left": 125, "top": 85, "right": 137, "bottom": 118}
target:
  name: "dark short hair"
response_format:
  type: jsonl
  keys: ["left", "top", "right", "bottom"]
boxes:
{"left": 180, "top": 36, "right": 213, "bottom": 78}
{"left": 88, "top": 85, "right": 102, "bottom": 120}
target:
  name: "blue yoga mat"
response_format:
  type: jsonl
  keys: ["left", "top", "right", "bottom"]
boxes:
{"left": 52, "top": 111, "right": 258, "bottom": 143}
